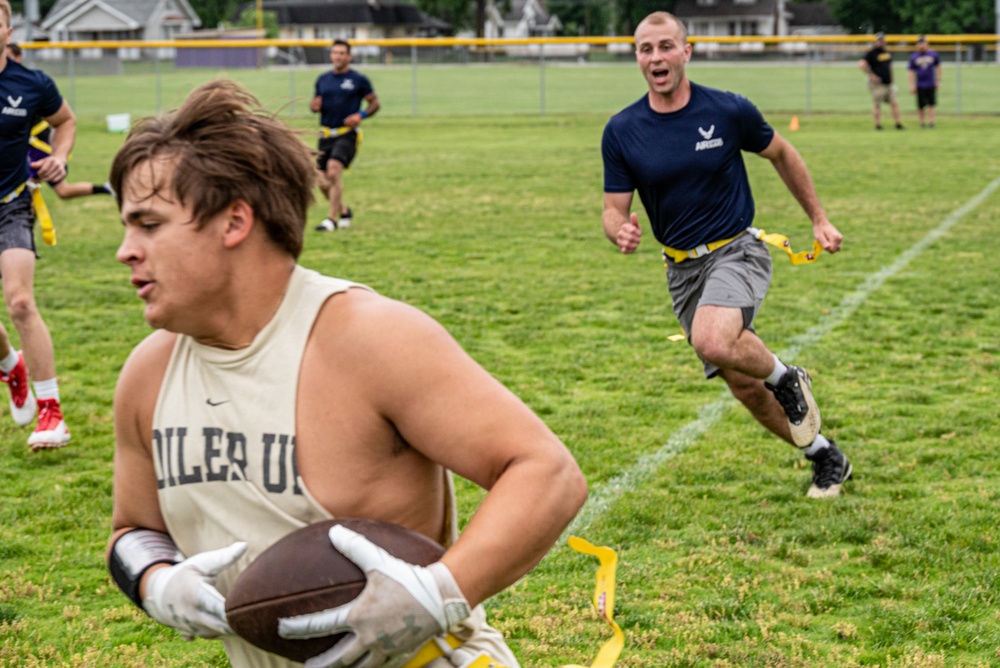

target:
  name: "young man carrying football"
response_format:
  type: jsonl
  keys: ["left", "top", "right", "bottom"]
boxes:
{"left": 104, "top": 79, "right": 586, "bottom": 668}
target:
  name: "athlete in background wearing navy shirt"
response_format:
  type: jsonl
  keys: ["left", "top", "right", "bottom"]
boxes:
{"left": 601, "top": 11, "right": 852, "bottom": 498}
{"left": 6, "top": 43, "right": 112, "bottom": 199}
{"left": 0, "top": 0, "right": 74, "bottom": 451}
{"left": 311, "top": 39, "right": 380, "bottom": 232}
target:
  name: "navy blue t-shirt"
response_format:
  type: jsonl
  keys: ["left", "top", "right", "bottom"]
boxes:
{"left": 602, "top": 83, "right": 774, "bottom": 249}
{"left": 0, "top": 59, "right": 63, "bottom": 197}
{"left": 314, "top": 69, "right": 374, "bottom": 129}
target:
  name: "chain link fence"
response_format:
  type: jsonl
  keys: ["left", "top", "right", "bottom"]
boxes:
{"left": 17, "top": 36, "right": 1000, "bottom": 121}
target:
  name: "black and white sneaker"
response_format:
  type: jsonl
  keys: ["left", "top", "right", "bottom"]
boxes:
{"left": 338, "top": 207, "right": 353, "bottom": 229}
{"left": 766, "top": 365, "right": 821, "bottom": 447}
{"left": 805, "top": 440, "right": 852, "bottom": 499}
{"left": 315, "top": 218, "right": 337, "bottom": 232}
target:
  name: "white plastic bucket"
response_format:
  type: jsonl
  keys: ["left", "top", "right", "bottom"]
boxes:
{"left": 106, "top": 113, "right": 131, "bottom": 133}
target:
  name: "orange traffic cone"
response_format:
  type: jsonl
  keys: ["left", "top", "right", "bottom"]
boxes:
{"left": 789, "top": 115, "right": 800, "bottom": 131}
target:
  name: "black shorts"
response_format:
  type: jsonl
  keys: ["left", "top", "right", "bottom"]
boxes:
{"left": 916, "top": 87, "right": 936, "bottom": 109}
{"left": 0, "top": 191, "right": 39, "bottom": 257}
{"left": 317, "top": 131, "right": 359, "bottom": 171}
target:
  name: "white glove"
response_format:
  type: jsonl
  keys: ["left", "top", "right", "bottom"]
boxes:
{"left": 143, "top": 541, "right": 248, "bottom": 640}
{"left": 278, "top": 526, "right": 471, "bottom": 668}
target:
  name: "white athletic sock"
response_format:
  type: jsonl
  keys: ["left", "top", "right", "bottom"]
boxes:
{"left": 33, "top": 378, "right": 60, "bottom": 402}
{"left": 765, "top": 355, "right": 788, "bottom": 386}
{"left": 802, "top": 433, "right": 831, "bottom": 457}
{"left": 0, "top": 349, "right": 19, "bottom": 374}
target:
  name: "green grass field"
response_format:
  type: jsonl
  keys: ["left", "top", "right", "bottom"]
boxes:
{"left": 1, "top": 64, "right": 999, "bottom": 667}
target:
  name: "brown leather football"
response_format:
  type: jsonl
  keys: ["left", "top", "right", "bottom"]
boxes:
{"left": 225, "top": 517, "right": 445, "bottom": 662}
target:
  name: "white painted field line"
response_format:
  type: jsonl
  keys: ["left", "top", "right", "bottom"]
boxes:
{"left": 565, "top": 174, "right": 1000, "bottom": 539}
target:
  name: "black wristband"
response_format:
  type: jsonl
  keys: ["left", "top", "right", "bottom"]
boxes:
{"left": 107, "top": 529, "right": 182, "bottom": 609}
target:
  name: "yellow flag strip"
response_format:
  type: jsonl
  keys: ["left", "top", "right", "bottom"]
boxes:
{"left": 561, "top": 536, "right": 624, "bottom": 668}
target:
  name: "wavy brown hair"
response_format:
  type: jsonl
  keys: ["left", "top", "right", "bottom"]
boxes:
{"left": 109, "top": 79, "right": 315, "bottom": 258}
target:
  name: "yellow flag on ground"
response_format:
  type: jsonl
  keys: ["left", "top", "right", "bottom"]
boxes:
{"left": 561, "top": 536, "right": 624, "bottom": 668}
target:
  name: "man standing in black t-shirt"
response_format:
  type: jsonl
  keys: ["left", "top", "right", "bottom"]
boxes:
{"left": 859, "top": 32, "right": 904, "bottom": 130}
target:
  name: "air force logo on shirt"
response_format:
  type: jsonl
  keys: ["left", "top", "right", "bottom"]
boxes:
{"left": 2, "top": 95, "right": 27, "bottom": 117}
{"left": 695, "top": 124, "right": 723, "bottom": 151}
{"left": 340, "top": 79, "right": 356, "bottom": 91}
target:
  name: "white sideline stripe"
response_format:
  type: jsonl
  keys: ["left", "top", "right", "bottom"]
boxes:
{"left": 565, "top": 174, "right": 1000, "bottom": 539}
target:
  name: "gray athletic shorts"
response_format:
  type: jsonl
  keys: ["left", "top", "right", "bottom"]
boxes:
{"left": 666, "top": 233, "right": 772, "bottom": 378}
{"left": 0, "top": 191, "right": 39, "bottom": 257}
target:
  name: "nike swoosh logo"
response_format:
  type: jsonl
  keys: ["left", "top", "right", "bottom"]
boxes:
{"left": 206, "top": 399, "right": 230, "bottom": 407}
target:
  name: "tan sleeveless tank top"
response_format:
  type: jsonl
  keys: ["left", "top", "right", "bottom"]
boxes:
{"left": 152, "top": 265, "right": 459, "bottom": 667}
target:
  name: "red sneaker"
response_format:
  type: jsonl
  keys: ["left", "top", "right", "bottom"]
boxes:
{"left": 1, "top": 350, "right": 37, "bottom": 427}
{"left": 28, "top": 398, "right": 71, "bottom": 451}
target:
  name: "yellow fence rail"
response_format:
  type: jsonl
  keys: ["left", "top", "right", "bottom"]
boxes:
{"left": 16, "top": 34, "right": 1000, "bottom": 51}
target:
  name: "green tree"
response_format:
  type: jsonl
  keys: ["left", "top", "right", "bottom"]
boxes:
{"left": 415, "top": 0, "right": 475, "bottom": 32}
{"left": 10, "top": 0, "right": 59, "bottom": 20}
{"left": 613, "top": 0, "right": 675, "bottom": 35}
{"left": 20, "top": 0, "right": 236, "bottom": 31}
{"left": 413, "top": 0, "right": 496, "bottom": 36}
{"left": 188, "top": 0, "right": 241, "bottom": 30}
{"left": 830, "top": 0, "right": 905, "bottom": 33}
{"left": 548, "top": 0, "right": 610, "bottom": 36}
{"left": 831, "top": 0, "right": 995, "bottom": 33}
{"left": 232, "top": 7, "right": 279, "bottom": 37}
{"left": 896, "top": 0, "right": 995, "bottom": 33}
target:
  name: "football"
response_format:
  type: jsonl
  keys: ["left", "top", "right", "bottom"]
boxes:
{"left": 225, "top": 517, "right": 446, "bottom": 662}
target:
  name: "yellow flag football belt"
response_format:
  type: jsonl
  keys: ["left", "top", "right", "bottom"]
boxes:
{"left": 748, "top": 226, "right": 823, "bottom": 265}
{"left": 400, "top": 536, "right": 623, "bottom": 668}
{"left": 662, "top": 225, "right": 823, "bottom": 266}
{"left": 401, "top": 633, "right": 467, "bottom": 668}
{"left": 0, "top": 181, "right": 29, "bottom": 205}
{"left": 400, "top": 633, "right": 510, "bottom": 668}
{"left": 27, "top": 182, "right": 57, "bottom": 246}
{"left": 1, "top": 181, "right": 58, "bottom": 246}
{"left": 561, "top": 537, "right": 624, "bottom": 668}
{"left": 29, "top": 135, "right": 52, "bottom": 154}
{"left": 661, "top": 230, "right": 746, "bottom": 263}
{"left": 320, "top": 125, "right": 355, "bottom": 138}
{"left": 319, "top": 127, "right": 364, "bottom": 175}
{"left": 31, "top": 119, "right": 50, "bottom": 137}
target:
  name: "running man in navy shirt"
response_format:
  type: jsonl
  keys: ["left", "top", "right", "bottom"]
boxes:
{"left": 7, "top": 43, "right": 112, "bottom": 199}
{"left": 0, "top": 0, "right": 75, "bottom": 450}
{"left": 311, "top": 39, "right": 380, "bottom": 231}
{"left": 601, "top": 11, "right": 852, "bottom": 498}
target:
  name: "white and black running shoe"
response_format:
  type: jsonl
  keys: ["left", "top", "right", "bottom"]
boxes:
{"left": 805, "top": 440, "right": 852, "bottom": 498}
{"left": 766, "top": 365, "right": 821, "bottom": 447}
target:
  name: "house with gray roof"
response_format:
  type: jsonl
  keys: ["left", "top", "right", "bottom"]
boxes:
{"left": 675, "top": 0, "right": 844, "bottom": 55}
{"left": 232, "top": 0, "right": 451, "bottom": 64}
{"left": 41, "top": 0, "right": 201, "bottom": 42}
{"left": 237, "top": 0, "right": 449, "bottom": 41}
{"left": 483, "top": 0, "right": 561, "bottom": 39}
{"left": 33, "top": 0, "right": 200, "bottom": 68}
{"left": 675, "top": 0, "right": 788, "bottom": 38}
{"left": 786, "top": 2, "right": 845, "bottom": 36}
